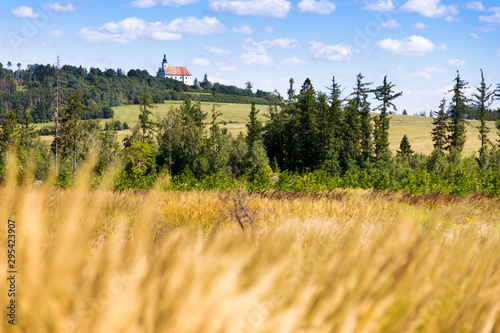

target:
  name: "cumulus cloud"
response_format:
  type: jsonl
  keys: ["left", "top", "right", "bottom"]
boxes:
{"left": 126, "top": 0, "right": 198, "bottom": 7}
{"left": 165, "top": 16, "right": 226, "bottom": 35}
{"left": 297, "top": 0, "right": 336, "bottom": 15}
{"left": 78, "top": 16, "right": 225, "bottom": 43}
{"left": 242, "top": 38, "right": 300, "bottom": 53}
{"left": 465, "top": 1, "right": 485, "bottom": 11}
{"left": 424, "top": 66, "right": 447, "bottom": 73}
{"left": 400, "top": 0, "right": 458, "bottom": 18}
{"left": 412, "top": 22, "right": 428, "bottom": 29}
{"left": 282, "top": 57, "right": 308, "bottom": 64}
{"left": 233, "top": 24, "right": 253, "bottom": 34}
{"left": 376, "top": 35, "right": 436, "bottom": 56}
{"left": 381, "top": 19, "right": 401, "bottom": 29}
{"left": 46, "top": 29, "right": 65, "bottom": 37}
{"left": 12, "top": 6, "right": 39, "bottom": 18}
{"left": 240, "top": 52, "right": 274, "bottom": 66}
{"left": 469, "top": 32, "right": 481, "bottom": 39}
{"left": 208, "top": 0, "right": 291, "bottom": 18}
{"left": 310, "top": 41, "right": 352, "bottom": 61}
{"left": 205, "top": 46, "right": 231, "bottom": 54}
{"left": 191, "top": 58, "right": 211, "bottom": 66}
{"left": 364, "top": 0, "right": 394, "bottom": 11}
{"left": 45, "top": 2, "right": 76, "bottom": 12}
{"left": 448, "top": 59, "right": 466, "bottom": 66}
{"left": 479, "top": 12, "right": 500, "bottom": 23}
{"left": 400, "top": 71, "right": 432, "bottom": 80}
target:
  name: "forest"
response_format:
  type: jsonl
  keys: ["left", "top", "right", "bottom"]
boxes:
{"left": 0, "top": 62, "right": 500, "bottom": 195}
{"left": 0, "top": 61, "right": 273, "bottom": 124}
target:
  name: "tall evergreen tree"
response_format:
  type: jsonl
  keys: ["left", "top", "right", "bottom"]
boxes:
{"left": 447, "top": 71, "right": 469, "bottom": 153}
{"left": 52, "top": 56, "right": 63, "bottom": 171}
{"left": 322, "top": 77, "right": 344, "bottom": 173}
{"left": 138, "top": 83, "right": 157, "bottom": 142}
{"left": 246, "top": 101, "right": 264, "bottom": 148}
{"left": 350, "top": 73, "right": 373, "bottom": 165}
{"left": 472, "top": 69, "right": 494, "bottom": 154}
{"left": 55, "top": 90, "right": 88, "bottom": 173}
{"left": 373, "top": 76, "right": 402, "bottom": 160}
{"left": 296, "top": 78, "right": 319, "bottom": 170}
{"left": 339, "top": 100, "right": 360, "bottom": 173}
{"left": 431, "top": 99, "right": 449, "bottom": 153}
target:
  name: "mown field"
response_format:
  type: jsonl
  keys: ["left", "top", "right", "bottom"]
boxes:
{"left": 36, "top": 101, "right": 497, "bottom": 156}
{"left": 1, "top": 167, "right": 500, "bottom": 332}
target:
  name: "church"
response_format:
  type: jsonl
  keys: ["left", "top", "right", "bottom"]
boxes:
{"left": 160, "top": 55, "right": 192, "bottom": 85}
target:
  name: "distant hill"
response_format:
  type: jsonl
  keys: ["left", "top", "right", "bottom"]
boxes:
{"left": 0, "top": 62, "right": 275, "bottom": 124}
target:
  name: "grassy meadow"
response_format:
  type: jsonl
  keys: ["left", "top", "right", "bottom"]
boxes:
{"left": 1, "top": 164, "right": 500, "bottom": 332}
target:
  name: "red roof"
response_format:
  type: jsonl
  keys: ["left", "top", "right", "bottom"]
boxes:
{"left": 164, "top": 66, "right": 192, "bottom": 76}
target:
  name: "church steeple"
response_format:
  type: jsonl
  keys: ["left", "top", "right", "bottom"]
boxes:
{"left": 161, "top": 54, "right": 168, "bottom": 78}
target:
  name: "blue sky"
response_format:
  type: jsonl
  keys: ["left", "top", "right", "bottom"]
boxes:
{"left": 1, "top": 0, "right": 499, "bottom": 114}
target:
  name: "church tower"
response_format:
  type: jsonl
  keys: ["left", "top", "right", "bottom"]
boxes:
{"left": 161, "top": 54, "right": 168, "bottom": 78}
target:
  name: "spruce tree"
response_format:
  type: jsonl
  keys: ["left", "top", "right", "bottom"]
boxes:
{"left": 431, "top": 99, "right": 449, "bottom": 153}
{"left": 396, "top": 135, "right": 414, "bottom": 157}
{"left": 246, "top": 101, "right": 264, "bottom": 148}
{"left": 472, "top": 69, "right": 494, "bottom": 154}
{"left": 138, "top": 83, "right": 157, "bottom": 142}
{"left": 374, "top": 76, "right": 402, "bottom": 160}
{"left": 350, "top": 73, "right": 373, "bottom": 165}
{"left": 55, "top": 90, "right": 88, "bottom": 173}
{"left": 447, "top": 71, "right": 468, "bottom": 153}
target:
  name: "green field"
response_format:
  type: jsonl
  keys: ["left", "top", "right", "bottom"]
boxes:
{"left": 38, "top": 101, "right": 497, "bottom": 156}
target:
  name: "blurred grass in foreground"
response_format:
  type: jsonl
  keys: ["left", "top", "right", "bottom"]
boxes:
{"left": 1, "top": 166, "right": 500, "bottom": 332}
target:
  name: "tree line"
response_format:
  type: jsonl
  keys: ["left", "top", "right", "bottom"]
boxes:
{"left": 1, "top": 70, "right": 500, "bottom": 195}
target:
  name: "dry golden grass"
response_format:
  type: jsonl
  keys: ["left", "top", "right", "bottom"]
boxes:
{"left": 1, "top": 167, "right": 500, "bottom": 332}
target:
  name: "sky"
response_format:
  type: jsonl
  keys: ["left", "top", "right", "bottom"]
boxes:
{"left": 0, "top": 0, "right": 499, "bottom": 115}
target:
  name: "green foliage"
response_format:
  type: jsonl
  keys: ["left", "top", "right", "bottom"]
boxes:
{"left": 447, "top": 71, "right": 469, "bottom": 153}
{"left": 397, "top": 135, "right": 414, "bottom": 157}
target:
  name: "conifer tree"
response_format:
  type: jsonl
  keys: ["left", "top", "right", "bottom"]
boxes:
{"left": 431, "top": 99, "right": 449, "bottom": 153}
{"left": 472, "top": 69, "right": 494, "bottom": 154}
{"left": 374, "top": 76, "right": 402, "bottom": 160}
{"left": 55, "top": 90, "right": 88, "bottom": 173}
{"left": 397, "top": 135, "right": 414, "bottom": 157}
{"left": 246, "top": 101, "right": 264, "bottom": 148}
{"left": 350, "top": 73, "right": 373, "bottom": 165}
{"left": 138, "top": 83, "right": 157, "bottom": 142}
{"left": 447, "top": 71, "right": 468, "bottom": 153}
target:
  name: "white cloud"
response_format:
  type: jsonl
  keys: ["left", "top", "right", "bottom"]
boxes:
{"left": 297, "top": 0, "right": 336, "bottom": 15}
{"left": 264, "top": 26, "right": 274, "bottom": 33}
{"left": 262, "top": 38, "right": 300, "bottom": 49}
{"left": 219, "top": 65, "right": 237, "bottom": 71}
{"left": 78, "top": 17, "right": 224, "bottom": 43}
{"left": 45, "top": 2, "right": 76, "bottom": 12}
{"left": 233, "top": 24, "right": 253, "bottom": 34}
{"left": 240, "top": 52, "right": 274, "bottom": 66}
{"left": 400, "top": 0, "right": 459, "bottom": 18}
{"left": 208, "top": 0, "right": 292, "bottom": 18}
{"left": 469, "top": 32, "right": 481, "bottom": 39}
{"left": 205, "top": 46, "right": 231, "bottom": 54}
{"left": 191, "top": 58, "right": 211, "bottom": 66}
{"left": 282, "top": 56, "right": 308, "bottom": 64}
{"left": 126, "top": 0, "right": 198, "bottom": 7}
{"left": 479, "top": 12, "right": 500, "bottom": 23}
{"left": 12, "top": 6, "right": 39, "bottom": 18}
{"left": 448, "top": 59, "right": 466, "bottom": 66}
{"left": 401, "top": 71, "right": 432, "bottom": 80}
{"left": 489, "top": 7, "right": 500, "bottom": 12}
{"left": 310, "top": 41, "right": 352, "bottom": 61}
{"left": 381, "top": 19, "right": 401, "bottom": 29}
{"left": 364, "top": 0, "right": 394, "bottom": 11}
{"left": 412, "top": 22, "right": 428, "bottom": 29}
{"left": 242, "top": 38, "right": 300, "bottom": 53}
{"left": 376, "top": 35, "right": 436, "bottom": 56}
{"left": 465, "top": 1, "right": 485, "bottom": 11}
{"left": 437, "top": 42, "right": 447, "bottom": 50}
{"left": 46, "top": 29, "right": 65, "bottom": 37}
{"left": 126, "top": 0, "right": 157, "bottom": 7}
{"left": 165, "top": 17, "right": 226, "bottom": 35}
